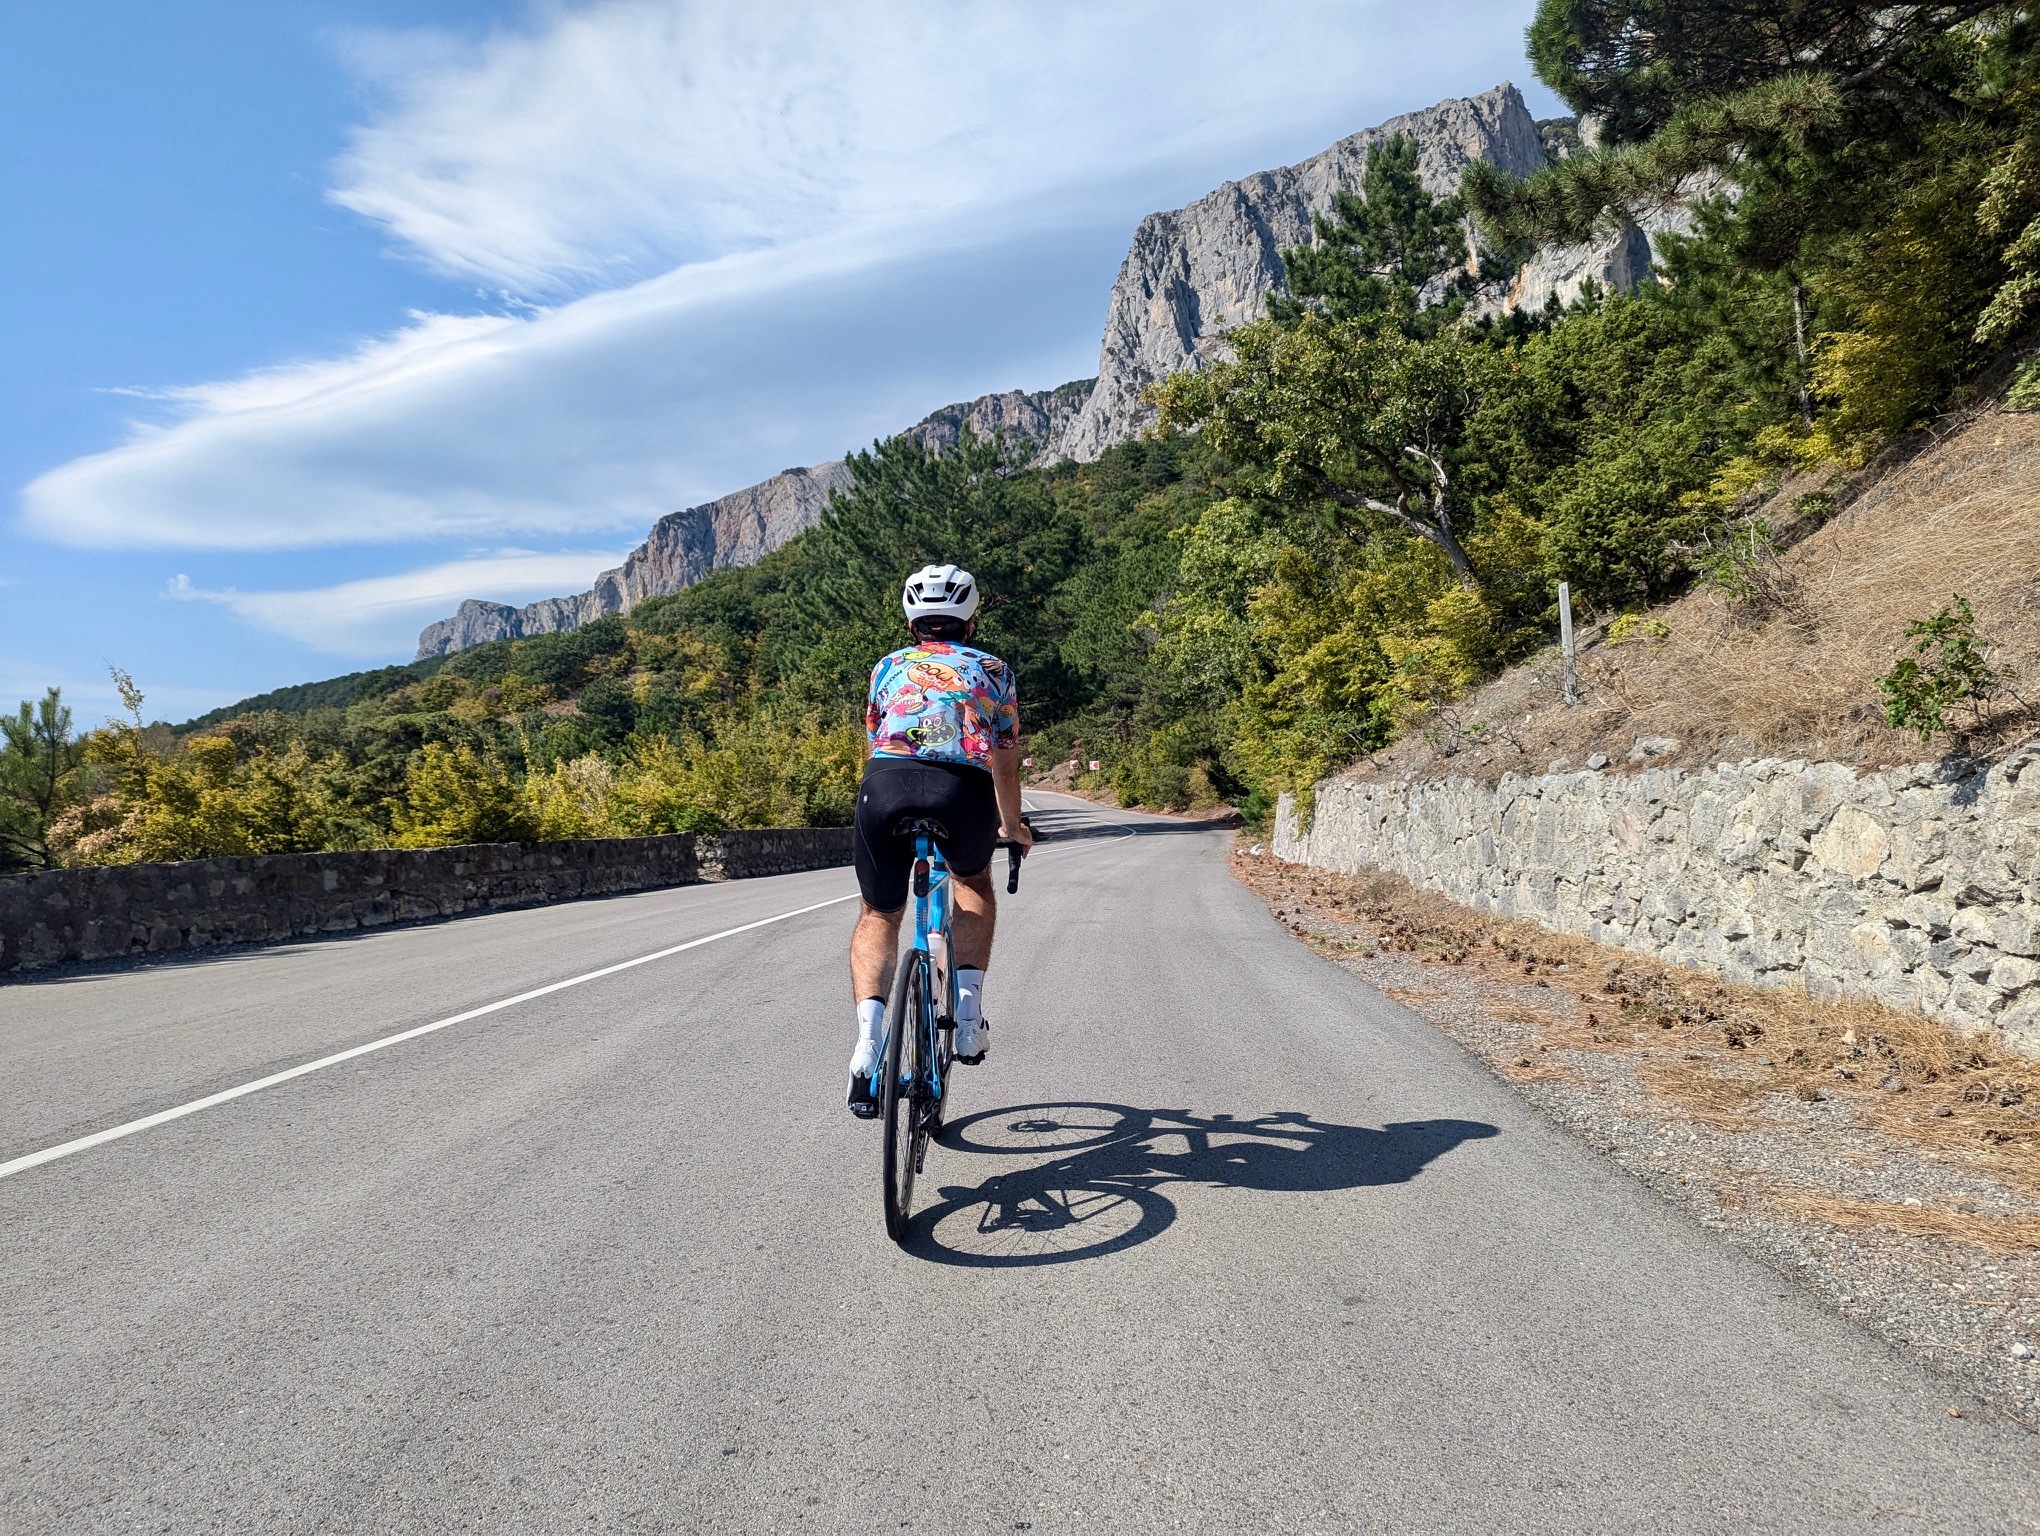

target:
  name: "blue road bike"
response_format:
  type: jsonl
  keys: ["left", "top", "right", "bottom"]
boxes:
{"left": 881, "top": 818, "right": 1024, "bottom": 1244}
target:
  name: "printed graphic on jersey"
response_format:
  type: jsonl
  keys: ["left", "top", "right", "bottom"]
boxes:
{"left": 866, "top": 641, "right": 1019, "bottom": 767}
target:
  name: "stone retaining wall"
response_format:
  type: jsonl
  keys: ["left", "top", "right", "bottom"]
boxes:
{"left": 0, "top": 828, "right": 853, "bottom": 976}
{"left": 1275, "top": 746, "right": 2040, "bottom": 1056}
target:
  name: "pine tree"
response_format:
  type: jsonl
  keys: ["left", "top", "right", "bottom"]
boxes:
{"left": 0, "top": 688, "right": 81, "bottom": 871}
{"left": 1271, "top": 134, "right": 1486, "bottom": 335}
{"left": 1466, "top": 2, "right": 2016, "bottom": 246}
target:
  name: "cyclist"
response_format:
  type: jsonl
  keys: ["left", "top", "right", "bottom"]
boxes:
{"left": 846, "top": 563, "right": 1033, "bottom": 1118}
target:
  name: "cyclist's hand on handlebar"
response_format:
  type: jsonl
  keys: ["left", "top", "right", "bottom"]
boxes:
{"left": 998, "top": 819, "right": 1034, "bottom": 856}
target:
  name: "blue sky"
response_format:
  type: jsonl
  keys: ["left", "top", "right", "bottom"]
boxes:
{"left": 1, "top": 0, "right": 1559, "bottom": 724}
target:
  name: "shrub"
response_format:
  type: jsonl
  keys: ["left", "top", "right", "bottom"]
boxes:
{"left": 1877, "top": 597, "right": 2015, "bottom": 742}
{"left": 2007, "top": 360, "right": 2040, "bottom": 412}
{"left": 391, "top": 743, "right": 535, "bottom": 847}
{"left": 1606, "top": 613, "right": 1672, "bottom": 646}
{"left": 1695, "top": 518, "right": 1794, "bottom": 614}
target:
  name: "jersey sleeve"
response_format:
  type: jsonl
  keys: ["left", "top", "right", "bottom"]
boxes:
{"left": 865, "top": 659, "right": 886, "bottom": 748}
{"left": 985, "top": 658, "right": 1019, "bottom": 751}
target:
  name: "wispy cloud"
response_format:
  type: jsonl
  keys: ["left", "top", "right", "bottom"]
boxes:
{"left": 18, "top": 0, "right": 1550, "bottom": 559}
{"left": 164, "top": 548, "right": 628, "bottom": 656}
{"left": 329, "top": 0, "right": 1470, "bottom": 295}
{"left": 105, "top": 311, "right": 525, "bottom": 415}
{"left": 19, "top": 219, "right": 1097, "bottom": 551}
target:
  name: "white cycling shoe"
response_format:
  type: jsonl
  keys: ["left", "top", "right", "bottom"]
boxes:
{"left": 953, "top": 1015, "right": 989, "bottom": 1065}
{"left": 846, "top": 1038, "right": 882, "bottom": 1119}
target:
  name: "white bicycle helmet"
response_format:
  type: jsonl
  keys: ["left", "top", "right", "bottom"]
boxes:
{"left": 901, "top": 563, "right": 980, "bottom": 625}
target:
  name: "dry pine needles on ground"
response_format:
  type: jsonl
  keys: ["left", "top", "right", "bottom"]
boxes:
{"left": 1236, "top": 848, "right": 2040, "bottom": 1239}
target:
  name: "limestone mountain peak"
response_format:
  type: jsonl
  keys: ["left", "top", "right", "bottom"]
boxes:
{"left": 418, "top": 83, "right": 1652, "bottom": 659}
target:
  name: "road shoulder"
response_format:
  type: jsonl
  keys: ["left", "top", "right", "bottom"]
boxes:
{"left": 1233, "top": 842, "right": 2040, "bottom": 1433}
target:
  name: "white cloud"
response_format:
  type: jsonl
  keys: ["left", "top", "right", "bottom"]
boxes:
{"left": 19, "top": 0, "right": 1553, "bottom": 558}
{"left": 109, "top": 311, "right": 525, "bottom": 416}
{"left": 165, "top": 548, "right": 628, "bottom": 656}
{"left": 19, "top": 216, "right": 1090, "bottom": 550}
{"left": 329, "top": 0, "right": 1470, "bottom": 295}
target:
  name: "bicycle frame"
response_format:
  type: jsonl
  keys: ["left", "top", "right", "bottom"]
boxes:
{"left": 895, "top": 831, "right": 957, "bottom": 1109}
{"left": 880, "top": 822, "right": 1024, "bottom": 1243}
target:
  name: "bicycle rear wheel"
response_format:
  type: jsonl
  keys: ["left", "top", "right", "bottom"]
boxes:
{"left": 929, "top": 997, "right": 958, "bottom": 1140}
{"left": 880, "top": 951, "right": 928, "bottom": 1244}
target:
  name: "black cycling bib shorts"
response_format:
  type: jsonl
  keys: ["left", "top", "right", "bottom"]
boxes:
{"left": 852, "top": 757, "right": 999, "bottom": 911}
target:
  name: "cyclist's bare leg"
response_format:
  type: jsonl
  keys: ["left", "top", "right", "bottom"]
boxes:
{"left": 950, "top": 868, "right": 997, "bottom": 1060}
{"left": 951, "top": 866, "right": 997, "bottom": 970}
{"left": 850, "top": 902, "right": 905, "bottom": 1001}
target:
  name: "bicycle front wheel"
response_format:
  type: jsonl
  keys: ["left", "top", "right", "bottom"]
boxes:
{"left": 880, "top": 951, "right": 928, "bottom": 1244}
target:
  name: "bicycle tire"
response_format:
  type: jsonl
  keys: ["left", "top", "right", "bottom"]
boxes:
{"left": 946, "top": 1102, "right": 1149, "bottom": 1156}
{"left": 928, "top": 983, "right": 958, "bottom": 1143}
{"left": 880, "top": 951, "right": 927, "bottom": 1244}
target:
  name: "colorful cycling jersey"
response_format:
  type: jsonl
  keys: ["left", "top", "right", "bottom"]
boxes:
{"left": 865, "top": 641, "right": 1019, "bottom": 768}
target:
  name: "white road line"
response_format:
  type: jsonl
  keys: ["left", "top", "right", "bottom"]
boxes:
{"left": 0, "top": 891, "right": 860, "bottom": 1184}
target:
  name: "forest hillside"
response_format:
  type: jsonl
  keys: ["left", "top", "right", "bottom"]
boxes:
{"left": 1332, "top": 396, "right": 2040, "bottom": 790}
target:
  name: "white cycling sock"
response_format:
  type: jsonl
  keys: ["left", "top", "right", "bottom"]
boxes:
{"left": 850, "top": 997, "right": 886, "bottom": 1076}
{"left": 955, "top": 969, "right": 986, "bottom": 1025}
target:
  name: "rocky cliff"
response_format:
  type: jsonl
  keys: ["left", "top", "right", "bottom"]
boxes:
{"left": 909, "top": 380, "right": 1096, "bottom": 462}
{"left": 416, "top": 462, "right": 851, "bottom": 658}
{"left": 1050, "top": 83, "right": 1651, "bottom": 459}
{"left": 415, "top": 383, "right": 1090, "bottom": 658}
{"left": 419, "top": 83, "right": 1665, "bottom": 657}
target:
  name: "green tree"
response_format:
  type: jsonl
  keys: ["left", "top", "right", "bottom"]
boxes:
{"left": 0, "top": 688, "right": 82, "bottom": 871}
{"left": 1468, "top": 3, "right": 2004, "bottom": 246}
{"left": 781, "top": 429, "right": 1089, "bottom": 717}
{"left": 1154, "top": 315, "right": 1493, "bottom": 587}
{"left": 1468, "top": 3, "right": 2040, "bottom": 459}
{"left": 1527, "top": 2, "right": 1988, "bottom": 142}
{"left": 391, "top": 742, "right": 535, "bottom": 847}
{"left": 51, "top": 672, "right": 364, "bottom": 865}
{"left": 1272, "top": 133, "right": 1481, "bottom": 334}
{"left": 1462, "top": 291, "right": 1724, "bottom": 606}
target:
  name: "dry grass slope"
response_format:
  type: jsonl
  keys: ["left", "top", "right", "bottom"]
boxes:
{"left": 1356, "top": 408, "right": 2040, "bottom": 785}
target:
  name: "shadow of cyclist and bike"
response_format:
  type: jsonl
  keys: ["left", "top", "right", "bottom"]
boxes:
{"left": 902, "top": 1102, "right": 1497, "bottom": 1267}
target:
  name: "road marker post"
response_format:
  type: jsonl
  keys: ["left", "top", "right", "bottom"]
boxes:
{"left": 1559, "top": 581, "right": 1579, "bottom": 708}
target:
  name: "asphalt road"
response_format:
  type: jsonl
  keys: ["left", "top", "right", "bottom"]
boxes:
{"left": 3, "top": 791, "right": 2037, "bottom": 1534}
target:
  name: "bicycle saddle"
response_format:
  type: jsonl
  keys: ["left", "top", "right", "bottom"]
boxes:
{"left": 892, "top": 815, "right": 951, "bottom": 840}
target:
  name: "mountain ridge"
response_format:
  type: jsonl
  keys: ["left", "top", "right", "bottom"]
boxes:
{"left": 416, "top": 82, "right": 1659, "bottom": 660}
{"left": 413, "top": 380, "right": 1099, "bottom": 658}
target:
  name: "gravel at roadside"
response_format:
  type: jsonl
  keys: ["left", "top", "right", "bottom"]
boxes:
{"left": 1233, "top": 843, "right": 2040, "bottom": 1432}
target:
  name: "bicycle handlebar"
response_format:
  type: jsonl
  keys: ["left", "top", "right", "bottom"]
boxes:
{"left": 994, "top": 815, "right": 1034, "bottom": 894}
